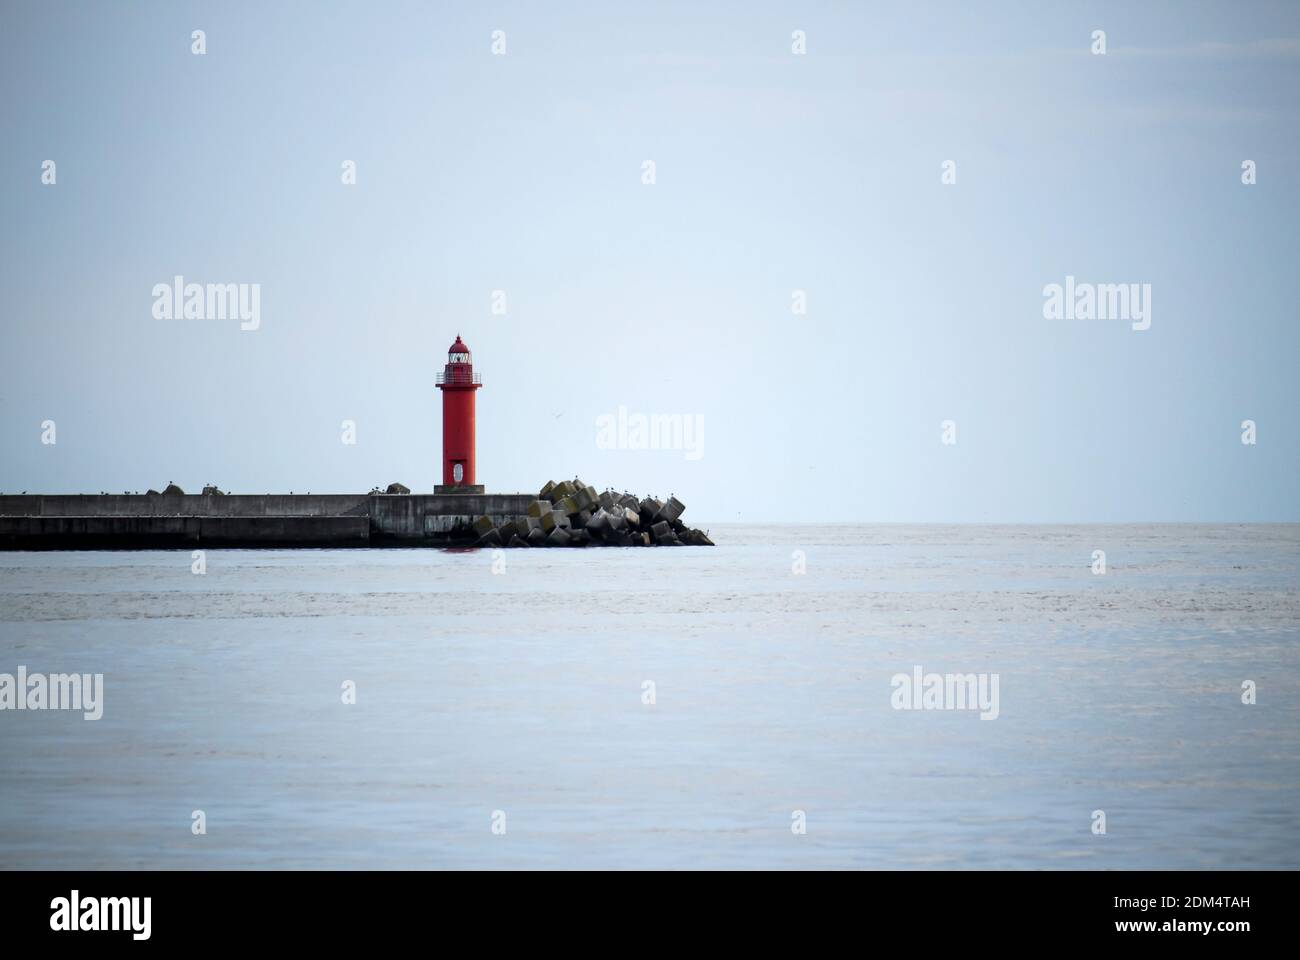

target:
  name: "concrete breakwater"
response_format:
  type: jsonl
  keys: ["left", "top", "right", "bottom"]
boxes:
{"left": 0, "top": 491, "right": 532, "bottom": 549}
{"left": 471, "top": 479, "right": 714, "bottom": 548}
{"left": 0, "top": 483, "right": 713, "bottom": 549}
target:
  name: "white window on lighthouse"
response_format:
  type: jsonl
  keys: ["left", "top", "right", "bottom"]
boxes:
{"left": 453, "top": 463, "right": 464, "bottom": 483}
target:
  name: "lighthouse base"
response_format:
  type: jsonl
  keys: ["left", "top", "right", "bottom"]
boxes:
{"left": 434, "top": 484, "right": 485, "bottom": 495}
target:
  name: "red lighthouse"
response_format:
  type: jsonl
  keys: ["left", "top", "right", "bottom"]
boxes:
{"left": 435, "top": 334, "right": 483, "bottom": 493}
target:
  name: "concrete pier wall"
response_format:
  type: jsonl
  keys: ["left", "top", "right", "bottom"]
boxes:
{"left": 0, "top": 492, "right": 534, "bottom": 549}
{"left": 0, "top": 494, "right": 370, "bottom": 518}
{"left": 0, "top": 515, "right": 371, "bottom": 549}
{"left": 369, "top": 494, "right": 533, "bottom": 542}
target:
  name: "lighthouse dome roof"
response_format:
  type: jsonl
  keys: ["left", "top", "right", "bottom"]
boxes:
{"left": 448, "top": 335, "right": 470, "bottom": 354}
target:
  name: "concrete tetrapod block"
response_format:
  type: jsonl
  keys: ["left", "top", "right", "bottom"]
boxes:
{"left": 618, "top": 494, "right": 640, "bottom": 510}
{"left": 598, "top": 491, "right": 617, "bottom": 511}
{"left": 550, "top": 480, "right": 576, "bottom": 502}
{"left": 526, "top": 526, "right": 547, "bottom": 546}
{"left": 513, "top": 518, "right": 533, "bottom": 540}
{"left": 506, "top": 534, "right": 529, "bottom": 548}
{"left": 573, "top": 485, "right": 597, "bottom": 512}
{"left": 650, "top": 520, "right": 673, "bottom": 545}
{"left": 556, "top": 495, "right": 579, "bottom": 517}
{"left": 476, "top": 528, "right": 503, "bottom": 548}
{"left": 539, "top": 480, "right": 556, "bottom": 500}
{"left": 657, "top": 496, "right": 685, "bottom": 523}
{"left": 546, "top": 526, "right": 571, "bottom": 547}
{"left": 586, "top": 509, "right": 609, "bottom": 534}
{"left": 527, "top": 500, "right": 551, "bottom": 519}
{"left": 539, "top": 510, "right": 559, "bottom": 533}
{"left": 472, "top": 515, "right": 496, "bottom": 538}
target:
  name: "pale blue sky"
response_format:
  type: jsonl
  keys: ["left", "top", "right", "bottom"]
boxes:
{"left": 2, "top": 1, "right": 1297, "bottom": 521}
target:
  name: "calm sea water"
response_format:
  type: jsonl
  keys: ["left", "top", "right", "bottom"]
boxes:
{"left": 1, "top": 524, "right": 1297, "bottom": 870}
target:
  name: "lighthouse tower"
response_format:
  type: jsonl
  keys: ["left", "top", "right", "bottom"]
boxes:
{"left": 434, "top": 334, "right": 483, "bottom": 493}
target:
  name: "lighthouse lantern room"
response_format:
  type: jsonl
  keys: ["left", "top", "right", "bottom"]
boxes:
{"left": 434, "top": 334, "right": 483, "bottom": 493}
